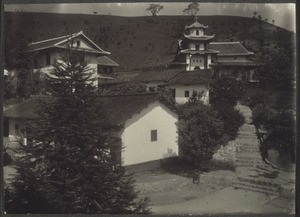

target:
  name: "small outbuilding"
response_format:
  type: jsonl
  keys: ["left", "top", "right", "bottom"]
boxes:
{"left": 4, "top": 93, "right": 179, "bottom": 166}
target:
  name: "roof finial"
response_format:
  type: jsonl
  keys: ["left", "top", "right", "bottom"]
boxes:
{"left": 195, "top": 14, "right": 198, "bottom": 22}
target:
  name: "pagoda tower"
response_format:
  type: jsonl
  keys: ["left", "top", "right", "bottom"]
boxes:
{"left": 179, "top": 20, "right": 219, "bottom": 71}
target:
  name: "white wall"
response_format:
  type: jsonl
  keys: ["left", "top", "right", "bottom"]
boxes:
{"left": 145, "top": 82, "right": 164, "bottom": 91}
{"left": 190, "top": 55, "right": 204, "bottom": 69}
{"left": 36, "top": 50, "right": 99, "bottom": 87}
{"left": 121, "top": 102, "right": 178, "bottom": 166}
{"left": 4, "top": 118, "right": 27, "bottom": 145}
{"left": 168, "top": 84, "right": 209, "bottom": 104}
{"left": 190, "top": 29, "right": 203, "bottom": 36}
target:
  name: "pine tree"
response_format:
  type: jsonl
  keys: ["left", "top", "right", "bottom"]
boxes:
{"left": 7, "top": 46, "right": 150, "bottom": 214}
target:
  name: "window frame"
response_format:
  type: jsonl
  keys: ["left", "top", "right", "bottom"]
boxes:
{"left": 185, "top": 90, "right": 190, "bottom": 97}
{"left": 151, "top": 129, "right": 157, "bottom": 142}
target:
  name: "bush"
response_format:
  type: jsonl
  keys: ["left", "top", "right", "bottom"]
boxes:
{"left": 248, "top": 91, "right": 270, "bottom": 109}
{"left": 177, "top": 100, "right": 228, "bottom": 167}
{"left": 210, "top": 77, "right": 246, "bottom": 107}
{"left": 213, "top": 104, "right": 245, "bottom": 140}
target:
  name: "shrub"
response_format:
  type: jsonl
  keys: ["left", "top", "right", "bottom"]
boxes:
{"left": 177, "top": 100, "right": 228, "bottom": 167}
{"left": 248, "top": 91, "right": 269, "bottom": 109}
{"left": 213, "top": 103, "right": 245, "bottom": 140}
{"left": 210, "top": 77, "right": 246, "bottom": 107}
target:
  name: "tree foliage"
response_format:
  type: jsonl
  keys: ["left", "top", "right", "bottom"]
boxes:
{"left": 210, "top": 77, "right": 246, "bottom": 107}
{"left": 257, "top": 51, "right": 295, "bottom": 91}
{"left": 6, "top": 48, "right": 150, "bottom": 214}
{"left": 177, "top": 100, "right": 228, "bottom": 167}
{"left": 212, "top": 103, "right": 245, "bottom": 141}
{"left": 146, "top": 4, "right": 164, "bottom": 17}
{"left": 183, "top": 2, "right": 200, "bottom": 16}
{"left": 4, "top": 31, "right": 45, "bottom": 99}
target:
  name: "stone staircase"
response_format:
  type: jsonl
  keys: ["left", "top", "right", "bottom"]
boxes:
{"left": 232, "top": 104, "right": 281, "bottom": 198}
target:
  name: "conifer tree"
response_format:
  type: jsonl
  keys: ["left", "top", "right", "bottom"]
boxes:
{"left": 6, "top": 45, "right": 150, "bottom": 214}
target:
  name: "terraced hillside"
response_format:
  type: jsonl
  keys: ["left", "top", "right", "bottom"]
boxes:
{"left": 4, "top": 12, "right": 295, "bottom": 71}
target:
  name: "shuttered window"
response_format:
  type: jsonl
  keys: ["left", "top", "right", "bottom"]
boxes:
{"left": 151, "top": 130, "right": 157, "bottom": 142}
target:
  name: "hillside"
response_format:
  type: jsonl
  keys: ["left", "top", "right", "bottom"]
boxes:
{"left": 4, "top": 12, "right": 295, "bottom": 71}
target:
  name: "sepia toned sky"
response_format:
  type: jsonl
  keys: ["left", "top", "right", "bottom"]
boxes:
{"left": 4, "top": 2, "right": 296, "bottom": 32}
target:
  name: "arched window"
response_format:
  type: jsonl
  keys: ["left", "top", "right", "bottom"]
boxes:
{"left": 196, "top": 30, "right": 199, "bottom": 35}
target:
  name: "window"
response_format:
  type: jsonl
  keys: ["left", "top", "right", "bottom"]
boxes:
{"left": 234, "top": 57, "right": 237, "bottom": 60}
{"left": 196, "top": 30, "right": 199, "bottom": 35}
{"left": 185, "top": 90, "right": 190, "bottom": 97}
{"left": 195, "top": 45, "right": 199, "bottom": 50}
{"left": 77, "top": 40, "right": 81, "bottom": 47}
{"left": 46, "top": 53, "right": 51, "bottom": 65}
{"left": 151, "top": 130, "right": 157, "bottom": 142}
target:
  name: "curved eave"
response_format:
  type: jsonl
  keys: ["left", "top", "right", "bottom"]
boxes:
{"left": 210, "top": 63, "right": 263, "bottom": 68}
{"left": 183, "top": 34, "right": 215, "bottom": 41}
{"left": 185, "top": 25, "right": 208, "bottom": 30}
{"left": 28, "top": 45, "right": 110, "bottom": 55}
{"left": 217, "top": 52, "right": 254, "bottom": 56}
{"left": 180, "top": 49, "right": 220, "bottom": 54}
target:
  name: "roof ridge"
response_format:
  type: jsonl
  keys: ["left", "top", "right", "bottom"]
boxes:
{"left": 28, "top": 31, "right": 81, "bottom": 45}
{"left": 97, "top": 93, "right": 159, "bottom": 97}
{"left": 210, "top": 41, "right": 240, "bottom": 44}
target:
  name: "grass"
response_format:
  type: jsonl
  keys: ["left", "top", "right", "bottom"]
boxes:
{"left": 160, "top": 156, "right": 235, "bottom": 179}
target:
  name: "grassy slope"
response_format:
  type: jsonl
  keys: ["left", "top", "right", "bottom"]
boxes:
{"left": 4, "top": 12, "right": 295, "bottom": 71}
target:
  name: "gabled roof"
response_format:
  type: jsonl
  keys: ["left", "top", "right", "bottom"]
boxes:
{"left": 133, "top": 68, "right": 183, "bottom": 83}
{"left": 28, "top": 31, "right": 110, "bottom": 55}
{"left": 180, "top": 49, "right": 219, "bottom": 55}
{"left": 210, "top": 42, "right": 254, "bottom": 56}
{"left": 98, "top": 68, "right": 185, "bottom": 85}
{"left": 210, "top": 60, "right": 263, "bottom": 67}
{"left": 185, "top": 21, "right": 208, "bottom": 29}
{"left": 183, "top": 34, "right": 215, "bottom": 41}
{"left": 4, "top": 94, "right": 177, "bottom": 127}
{"left": 166, "top": 69, "right": 213, "bottom": 85}
{"left": 95, "top": 56, "right": 119, "bottom": 67}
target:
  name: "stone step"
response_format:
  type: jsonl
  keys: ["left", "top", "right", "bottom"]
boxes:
{"left": 236, "top": 155, "right": 262, "bottom": 161}
{"left": 233, "top": 183, "right": 279, "bottom": 197}
{"left": 239, "top": 125, "right": 256, "bottom": 131}
{"left": 236, "top": 162, "right": 266, "bottom": 168}
{"left": 237, "top": 148, "right": 260, "bottom": 153}
{"left": 235, "top": 139, "right": 259, "bottom": 144}
{"left": 236, "top": 152, "right": 262, "bottom": 158}
{"left": 237, "top": 177, "right": 281, "bottom": 189}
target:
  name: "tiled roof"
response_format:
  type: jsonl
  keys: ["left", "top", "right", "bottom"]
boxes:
{"left": 98, "top": 71, "right": 141, "bottom": 84}
{"left": 133, "top": 68, "right": 183, "bottom": 83}
{"left": 210, "top": 60, "right": 263, "bottom": 67}
{"left": 95, "top": 56, "right": 119, "bottom": 67}
{"left": 99, "top": 68, "right": 185, "bottom": 84}
{"left": 28, "top": 31, "right": 110, "bottom": 55}
{"left": 4, "top": 94, "right": 177, "bottom": 127}
{"left": 180, "top": 49, "right": 219, "bottom": 54}
{"left": 3, "top": 96, "right": 53, "bottom": 119}
{"left": 186, "top": 22, "right": 208, "bottom": 29}
{"left": 210, "top": 42, "right": 254, "bottom": 56}
{"left": 183, "top": 34, "right": 215, "bottom": 41}
{"left": 167, "top": 69, "right": 213, "bottom": 85}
